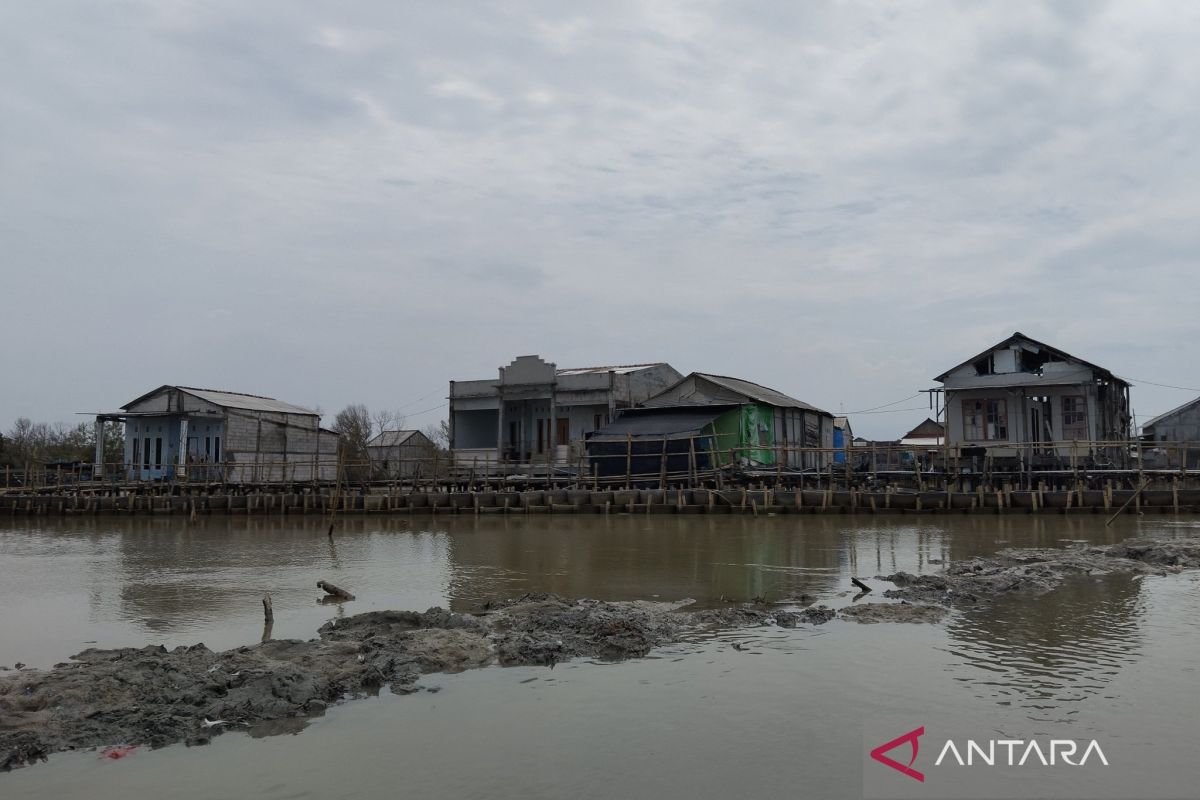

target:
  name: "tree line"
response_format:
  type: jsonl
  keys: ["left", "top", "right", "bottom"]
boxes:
{"left": 0, "top": 419, "right": 125, "bottom": 468}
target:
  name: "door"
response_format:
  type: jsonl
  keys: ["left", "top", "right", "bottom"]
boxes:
{"left": 556, "top": 418, "right": 570, "bottom": 448}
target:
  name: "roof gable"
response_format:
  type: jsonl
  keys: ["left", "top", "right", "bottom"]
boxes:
{"left": 643, "top": 372, "right": 831, "bottom": 415}
{"left": 122, "top": 385, "right": 318, "bottom": 416}
{"left": 367, "top": 430, "right": 433, "bottom": 448}
{"left": 1142, "top": 396, "right": 1200, "bottom": 430}
{"left": 934, "top": 332, "right": 1126, "bottom": 385}
{"left": 902, "top": 418, "right": 945, "bottom": 439}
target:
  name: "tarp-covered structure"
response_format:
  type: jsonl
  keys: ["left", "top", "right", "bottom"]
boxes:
{"left": 585, "top": 407, "right": 729, "bottom": 478}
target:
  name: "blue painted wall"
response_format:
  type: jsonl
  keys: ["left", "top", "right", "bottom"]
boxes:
{"left": 124, "top": 417, "right": 225, "bottom": 480}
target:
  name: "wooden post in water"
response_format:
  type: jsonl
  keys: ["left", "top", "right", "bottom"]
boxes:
{"left": 625, "top": 433, "right": 632, "bottom": 491}
{"left": 660, "top": 435, "right": 668, "bottom": 490}
{"left": 688, "top": 435, "right": 697, "bottom": 489}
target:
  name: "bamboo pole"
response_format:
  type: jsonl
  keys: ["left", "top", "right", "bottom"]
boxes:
{"left": 1106, "top": 479, "right": 1150, "bottom": 526}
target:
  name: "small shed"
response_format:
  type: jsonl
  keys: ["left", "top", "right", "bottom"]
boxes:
{"left": 366, "top": 430, "right": 437, "bottom": 478}
{"left": 584, "top": 407, "right": 728, "bottom": 479}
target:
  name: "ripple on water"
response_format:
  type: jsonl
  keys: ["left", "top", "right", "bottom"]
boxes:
{"left": 942, "top": 572, "right": 1147, "bottom": 720}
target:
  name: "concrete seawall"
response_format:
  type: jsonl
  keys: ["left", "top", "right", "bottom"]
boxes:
{"left": 3, "top": 487, "right": 1199, "bottom": 516}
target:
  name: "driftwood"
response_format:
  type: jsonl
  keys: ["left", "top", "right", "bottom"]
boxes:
{"left": 850, "top": 577, "right": 872, "bottom": 593}
{"left": 317, "top": 580, "right": 355, "bottom": 600}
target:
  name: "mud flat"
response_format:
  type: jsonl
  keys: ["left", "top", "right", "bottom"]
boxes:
{"left": 4, "top": 537, "right": 1197, "bottom": 772}
{"left": 0, "top": 595, "right": 782, "bottom": 770}
{"left": 882, "top": 537, "right": 1200, "bottom": 606}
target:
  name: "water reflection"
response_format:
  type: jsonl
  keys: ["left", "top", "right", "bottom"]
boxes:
{"left": 0, "top": 513, "right": 1166, "bottom": 674}
{"left": 944, "top": 572, "right": 1146, "bottom": 722}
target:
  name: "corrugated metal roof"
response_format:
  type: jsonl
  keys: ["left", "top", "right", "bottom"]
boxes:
{"left": 588, "top": 408, "right": 727, "bottom": 442}
{"left": 555, "top": 363, "right": 667, "bottom": 376}
{"left": 1142, "top": 396, "right": 1200, "bottom": 430}
{"left": 366, "top": 430, "right": 420, "bottom": 448}
{"left": 122, "top": 385, "right": 319, "bottom": 415}
{"left": 179, "top": 387, "right": 319, "bottom": 415}
{"left": 692, "top": 373, "right": 829, "bottom": 414}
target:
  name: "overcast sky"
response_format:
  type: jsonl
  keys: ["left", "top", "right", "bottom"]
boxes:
{"left": 2, "top": 0, "right": 1198, "bottom": 439}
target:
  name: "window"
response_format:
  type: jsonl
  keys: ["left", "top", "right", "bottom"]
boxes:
{"left": 1062, "top": 396, "right": 1088, "bottom": 440}
{"left": 214, "top": 436, "right": 221, "bottom": 462}
{"left": 536, "top": 419, "right": 544, "bottom": 454}
{"left": 143, "top": 437, "right": 151, "bottom": 469}
{"left": 963, "top": 399, "right": 1008, "bottom": 441}
{"left": 132, "top": 438, "right": 140, "bottom": 468}
{"left": 205, "top": 437, "right": 211, "bottom": 458}
{"left": 154, "top": 438, "right": 162, "bottom": 469}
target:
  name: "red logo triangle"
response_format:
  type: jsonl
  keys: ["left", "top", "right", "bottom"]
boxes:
{"left": 870, "top": 726, "right": 925, "bottom": 782}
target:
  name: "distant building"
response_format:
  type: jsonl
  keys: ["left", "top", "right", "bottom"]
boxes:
{"left": 1142, "top": 397, "right": 1200, "bottom": 443}
{"left": 366, "top": 430, "right": 437, "bottom": 477}
{"left": 95, "top": 385, "right": 338, "bottom": 482}
{"left": 935, "top": 332, "right": 1131, "bottom": 464}
{"left": 586, "top": 372, "right": 835, "bottom": 477}
{"left": 899, "top": 418, "right": 944, "bottom": 448}
{"left": 448, "top": 356, "right": 682, "bottom": 465}
{"left": 1141, "top": 397, "right": 1200, "bottom": 469}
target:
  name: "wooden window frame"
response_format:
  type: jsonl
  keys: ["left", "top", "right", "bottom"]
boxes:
{"left": 1061, "top": 396, "right": 1088, "bottom": 440}
{"left": 963, "top": 398, "right": 1008, "bottom": 441}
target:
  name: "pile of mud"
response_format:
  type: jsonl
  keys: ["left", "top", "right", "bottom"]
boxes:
{"left": 0, "top": 595, "right": 735, "bottom": 770}
{"left": 883, "top": 537, "right": 1200, "bottom": 606}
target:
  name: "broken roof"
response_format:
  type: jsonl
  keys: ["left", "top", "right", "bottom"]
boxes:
{"left": 122, "top": 385, "right": 319, "bottom": 416}
{"left": 934, "top": 332, "right": 1129, "bottom": 385}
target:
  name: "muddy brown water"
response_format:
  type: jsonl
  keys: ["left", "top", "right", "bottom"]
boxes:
{"left": 2, "top": 514, "right": 1199, "bottom": 799}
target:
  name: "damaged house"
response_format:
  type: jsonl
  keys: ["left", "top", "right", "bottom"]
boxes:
{"left": 585, "top": 372, "right": 835, "bottom": 478}
{"left": 935, "top": 333, "right": 1131, "bottom": 465}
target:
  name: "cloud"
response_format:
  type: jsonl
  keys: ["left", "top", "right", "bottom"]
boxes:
{"left": 2, "top": 0, "right": 1199, "bottom": 435}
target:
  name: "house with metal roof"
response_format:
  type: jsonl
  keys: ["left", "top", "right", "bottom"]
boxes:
{"left": 586, "top": 372, "right": 835, "bottom": 477}
{"left": 934, "top": 332, "right": 1131, "bottom": 465}
{"left": 448, "top": 356, "right": 682, "bottom": 466}
{"left": 94, "top": 385, "right": 338, "bottom": 482}
{"left": 366, "top": 429, "right": 437, "bottom": 478}
{"left": 1142, "top": 397, "right": 1200, "bottom": 444}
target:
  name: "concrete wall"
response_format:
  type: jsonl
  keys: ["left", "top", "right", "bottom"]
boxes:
{"left": 453, "top": 409, "right": 498, "bottom": 449}
{"left": 223, "top": 410, "right": 332, "bottom": 482}
{"left": 124, "top": 416, "right": 185, "bottom": 480}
